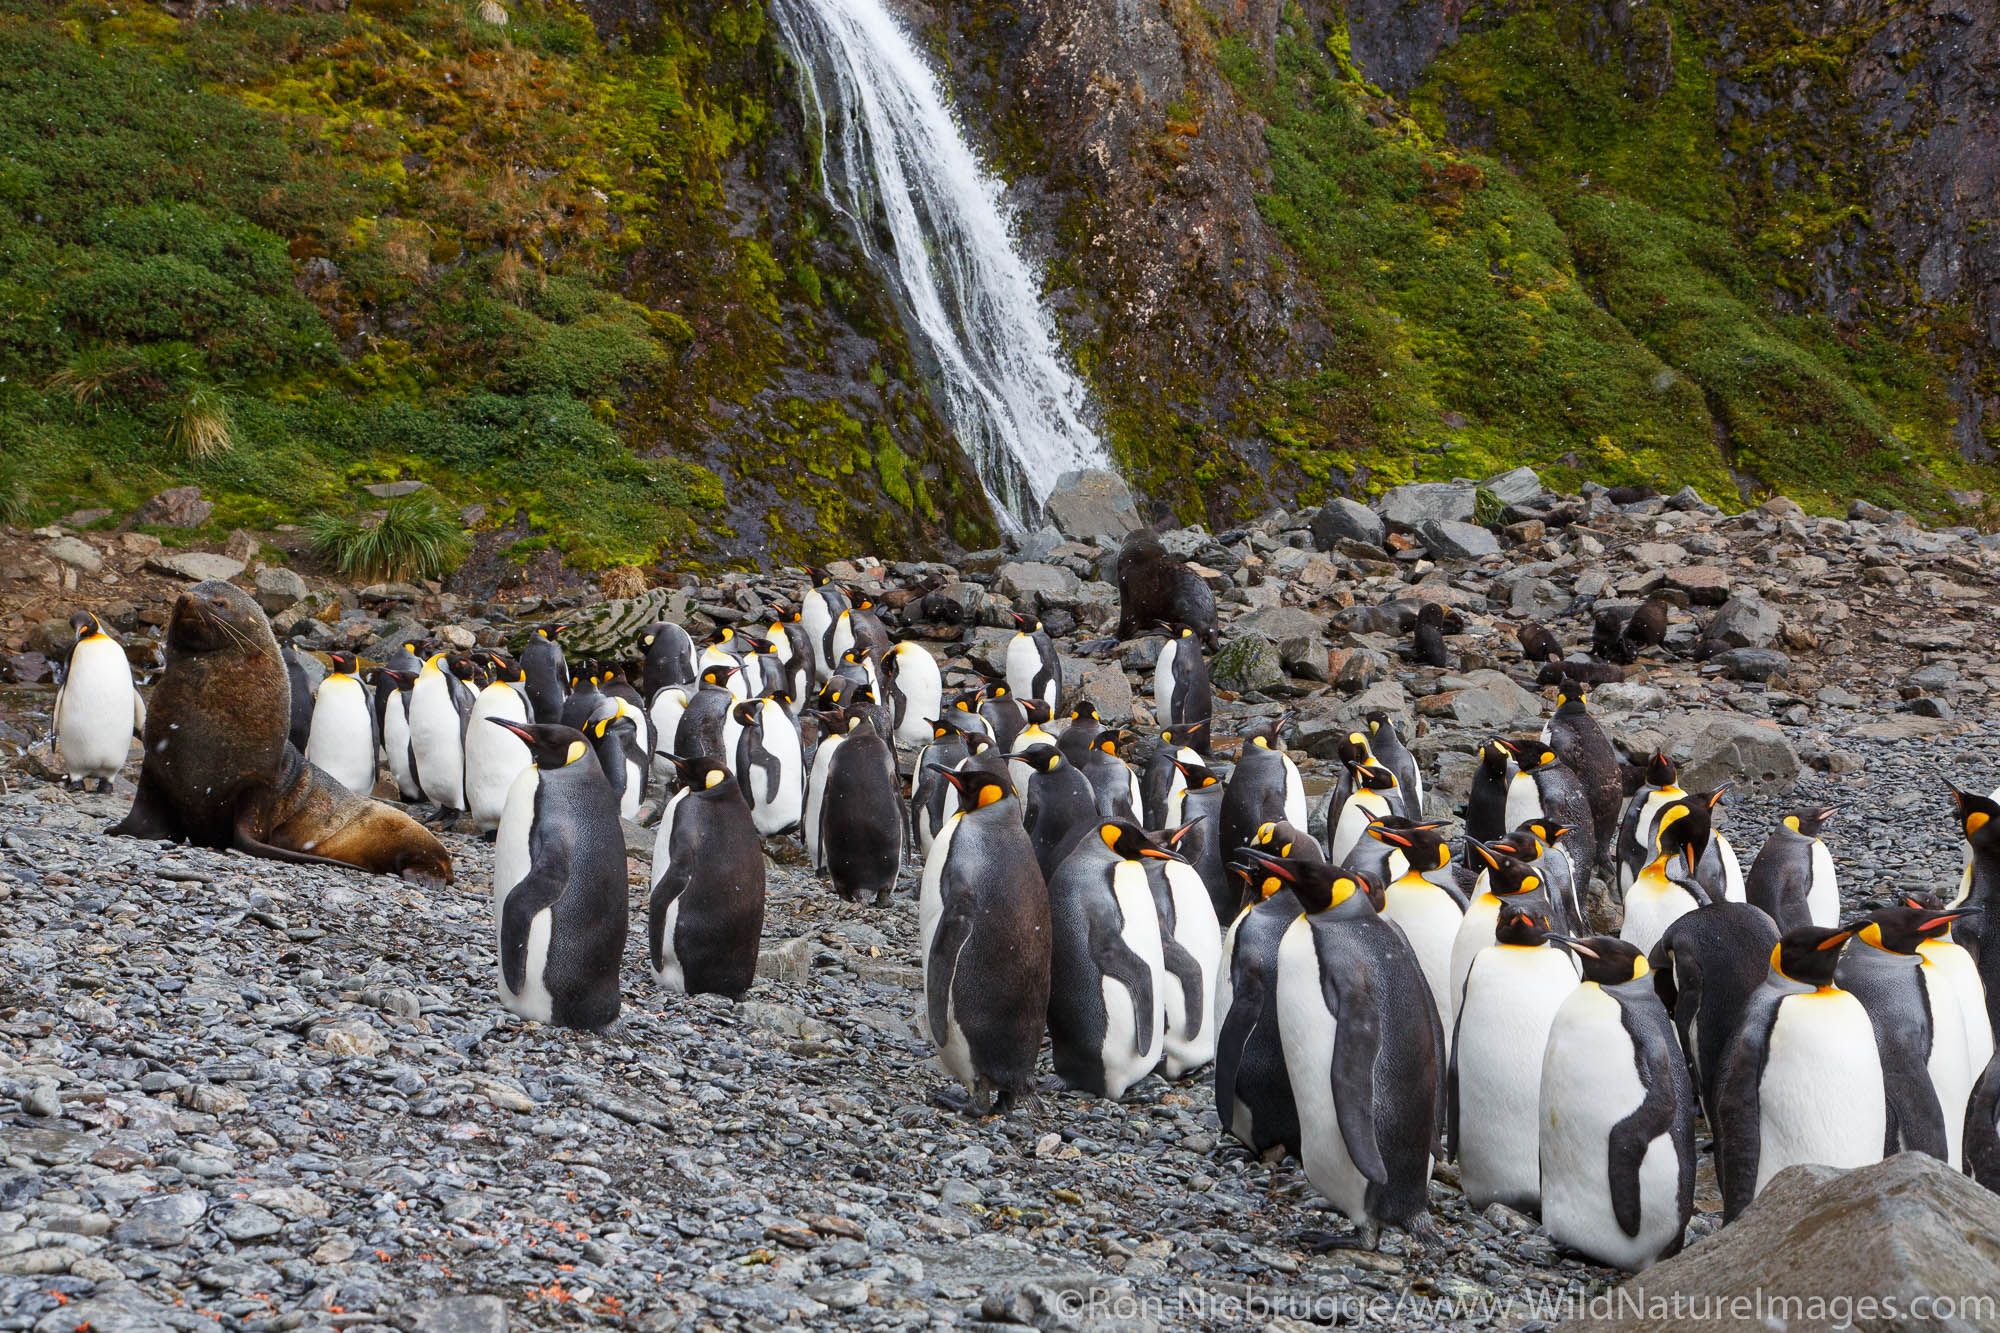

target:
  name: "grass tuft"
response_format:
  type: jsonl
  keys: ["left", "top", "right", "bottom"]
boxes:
{"left": 309, "top": 498, "right": 469, "bottom": 582}
{"left": 166, "top": 385, "right": 233, "bottom": 460}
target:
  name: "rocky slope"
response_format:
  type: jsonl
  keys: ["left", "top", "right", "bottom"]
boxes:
{"left": 1, "top": 468, "right": 1998, "bottom": 1328}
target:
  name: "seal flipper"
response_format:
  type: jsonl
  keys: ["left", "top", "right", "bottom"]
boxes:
{"left": 230, "top": 798, "right": 359, "bottom": 871}
{"left": 500, "top": 860, "right": 570, "bottom": 997}
{"left": 109, "top": 769, "right": 183, "bottom": 842}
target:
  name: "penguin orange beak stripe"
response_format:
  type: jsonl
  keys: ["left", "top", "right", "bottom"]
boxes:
{"left": 1816, "top": 930, "right": 1854, "bottom": 950}
{"left": 489, "top": 718, "right": 535, "bottom": 743}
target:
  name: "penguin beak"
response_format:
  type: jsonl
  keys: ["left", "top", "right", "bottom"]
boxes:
{"left": 1368, "top": 824, "right": 1412, "bottom": 848}
{"left": 1682, "top": 842, "right": 1700, "bottom": 874}
{"left": 1548, "top": 934, "right": 1599, "bottom": 959}
{"left": 937, "top": 768, "right": 971, "bottom": 794}
{"left": 489, "top": 718, "right": 535, "bottom": 743}
{"left": 1466, "top": 837, "right": 1500, "bottom": 868}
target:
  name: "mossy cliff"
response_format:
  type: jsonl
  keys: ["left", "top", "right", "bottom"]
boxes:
{"left": 0, "top": 0, "right": 995, "bottom": 576}
{"left": 922, "top": 0, "right": 2000, "bottom": 525}
{"left": 2, "top": 0, "right": 1994, "bottom": 573}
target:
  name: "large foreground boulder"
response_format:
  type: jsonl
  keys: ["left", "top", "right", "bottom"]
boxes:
{"left": 1562, "top": 1154, "right": 2000, "bottom": 1332}
{"left": 1044, "top": 469, "right": 1140, "bottom": 543}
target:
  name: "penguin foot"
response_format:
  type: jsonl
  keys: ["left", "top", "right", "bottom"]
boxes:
{"left": 929, "top": 1086, "right": 973, "bottom": 1115}
{"left": 1296, "top": 1225, "right": 1378, "bottom": 1253}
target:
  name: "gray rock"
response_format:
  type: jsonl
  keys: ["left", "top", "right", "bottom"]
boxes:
{"left": 1714, "top": 647, "right": 1789, "bottom": 682}
{"left": 134, "top": 485, "right": 211, "bottom": 527}
{"left": 364, "top": 479, "right": 429, "bottom": 498}
{"left": 1209, "top": 634, "right": 1284, "bottom": 694}
{"left": 1706, "top": 596, "right": 1783, "bottom": 649}
{"left": 1043, "top": 469, "right": 1139, "bottom": 543}
{"left": 395, "top": 1296, "right": 508, "bottom": 1333}
{"left": 1680, "top": 717, "right": 1799, "bottom": 795}
{"left": 129, "top": 1192, "right": 208, "bottom": 1226}
{"left": 756, "top": 936, "right": 814, "bottom": 984}
{"left": 1072, "top": 580, "right": 1119, "bottom": 631}
{"left": 1482, "top": 466, "right": 1542, "bottom": 506}
{"left": 1310, "top": 498, "right": 1385, "bottom": 550}
{"left": 1592, "top": 681, "right": 1668, "bottom": 713}
{"left": 1506, "top": 576, "right": 1567, "bottom": 619}
{"left": 1235, "top": 607, "right": 1326, "bottom": 679}
{"left": 1377, "top": 481, "right": 1477, "bottom": 527}
{"left": 33, "top": 1296, "right": 184, "bottom": 1333}
{"left": 44, "top": 536, "right": 103, "bottom": 574}
{"left": 964, "top": 626, "right": 1016, "bottom": 676}
{"left": 1572, "top": 1155, "right": 2000, "bottom": 1333}
{"left": 1418, "top": 518, "right": 1501, "bottom": 561}
{"left": 1070, "top": 661, "right": 1135, "bottom": 721}
{"left": 144, "top": 551, "right": 247, "bottom": 583}
{"left": 996, "top": 561, "right": 1081, "bottom": 612}
{"left": 253, "top": 566, "right": 309, "bottom": 613}
{"left": 1446, "top": 671, "right": 1543, "bottom": 730}
{"left": 214, "top": 1202, "right": 283, "bottom": 1240}
{"left": 1848, "top": 498, "right": 1894, "bottom": 521}
{"left": 1909, "top": 696, "right": 1954, "bottom": 720}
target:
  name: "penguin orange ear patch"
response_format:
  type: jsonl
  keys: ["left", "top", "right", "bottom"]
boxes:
{"left": 704, "top": 769, "right": 725, "bottom": 789}
{"left": 564, "top": 741, "right": 587, "bottom": 766}
{"left": 1970, "top": 812, "right": 1992, "bottom": 836}
{"left": 1783, "top": 814, "right": 1800, "bottom": 832}
{"left": 1520, "top": 874, "right": 1541, "bottom": 893}
{"left": 974, "top": 783, "right": 1006, "bottom": 810}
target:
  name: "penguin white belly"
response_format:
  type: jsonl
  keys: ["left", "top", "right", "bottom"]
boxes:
{"left": 1805, "top": 840, "right": 1839, "bottom": 927}
{"left": 1383, "top": 879, "right": 1463, "bottom": 1024}
{"left": 492, "top": 769, "right": 554, "bottom": 1022}
{"left": 306, "top": 676, "right": 375, "bottom": 793}
{"left": 918, "top": 814, "right": 977, "bottom": 1086}
{"left": 719, "top": 714, "right": 745, "bottom": 777}
{"left": 383, "top": 693, "right": 419, "bottom": 799}
{"left": 1152, "top": 641, "right": 1175, "bottom": 721}
{"left": 1275, "top": 919, "right": 1368, "bottom": 1224}
{"left": 1329, "top": 792, "right": 1391, "bottom": 864}
{"left": 891, "top": 647, "right": 942, "bottom": 748}
{"left": 1754, "top": 992, "right": 1886, "bottom": 1195}
{"left": 1623, "top": 791, "right": 1681, "bottom": 891}
{"left": 616, "top": 757, "right": 643, "bottom": 820}
{"left": 649, "top": 690, "right": 689, "bottom": 782}
{"left": 408, "top": 677, "right": 466, "bottom": 807}
{"left": 654, "top": 895, "right": 688, "bottom": 993}
{"left": 1714, "top": 834, "right": 1745, "bottom": 903}
{"left": 803, "top": 733, "right": 843, "bottom": 870}
{"left": 1539, "top": 985, "right": 1681, "bottom": 1270}
{"left": 464, "top": 692, "right": 531, "bottom": 832}
{"left": 1504, "top": 775, "right": 1543, "bottom": 833}
{"left": 1620, "top": 876, "right": 1699, "bottom": 956}
{"left": 1922, "top": 966, "right": 1976, "bottom": 1168}
{"left": 1927, "top": 941, "right": 1995, "bottom": 1077}
{"left": 1005, "top": 634, "right": 1044, "bottom": 707}
{"left": 750, "top": 717, "right": 805, "bottom": 836}
{"left": 1097, "top": 863, "right": 1168, "bottom": 1098}
{"left": 1280, "top": 755, "right": 1307, "bottom": 831}
{"left": 1160, "top": 863, "right": 1223, "bottom": 1077}
{"left": 1448, "top": 895, "right": 1503, "bottom": 1027}
{"left": 57, "top": 639, "right": 136, "bottom": 781}
{"left": 1456, "top": 948, "right": 1579, "bottom": 1210}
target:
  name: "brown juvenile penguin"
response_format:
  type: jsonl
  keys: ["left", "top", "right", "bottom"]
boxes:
{"left": 110, "top": 581, "right": 452, "bottom": 886}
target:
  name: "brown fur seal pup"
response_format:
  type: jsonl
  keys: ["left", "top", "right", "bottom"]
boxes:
{"left": 110, "top": 581, "right": 453, "bottom": 886}
{"left": 1115, "top": 529, "right": 1218, "bottom": 649}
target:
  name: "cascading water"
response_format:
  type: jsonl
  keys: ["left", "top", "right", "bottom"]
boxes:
{"left": 769, "top": 0, "right": 1112, "bottom": 531}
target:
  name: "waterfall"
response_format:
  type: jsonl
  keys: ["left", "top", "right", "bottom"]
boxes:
{"left": 769, "top": 0, "right": 1111, "bottom": 530}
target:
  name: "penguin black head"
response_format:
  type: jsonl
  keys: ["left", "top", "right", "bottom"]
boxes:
{"left": 1097, "top": 820, "right": 1171, "bottom": 862}
{"left": 730, "top": 699, "right": 762, "bottom": 726}
{"left": 1554, "top": 684, "right": 1589, "bottom": 713}
{"left": 1476, "top": 743, "right": 1511, "bottom": 776}
{"left": 1091, "top": 729, "right": 1126, "bottom": 758}
{"left": 963, "top": 732, "right": 994, "bottom": 755}
{"left": 1493, "top": 903, "right": 1555, "bottom": 948}
{"left": 1011, "top": 612, "right": 1043, "bottom": 633}
{"left": 700, "top": 663, "right": 737, "bottom": 688}
{"left": 1068, "top": 700, "right": 1100, "bottom": 724}
{"left": 1856, "top": 905, "right": 1976, "bottom": 955}
{"left": 1006, "top": 743, "right": 1066, "bottom": 773}
{"left": 1368, "top": 819, "right": 1452, "bottom": 871}
{"left": 985, "top": 681, "right": 1012, "bottom": 701}
{"left": 1772, "top": 926, "right": 1854, "bottom": 988}
{"left": 1518, "top": 820, "right": 1570, "bottom": 851}
{"left": 1363, "top": 710, "right": 1399, "bottom": 740}
{"left": 1517, "top": 746, "right": 1564, "bottom": 774}
{"left": 952, "top": 691, "right": 982, "bottom": 714}
{"left": 1353, "top": 763, "right": 1399, "bottom": 792}
{"left": 1782, "top": 804, "right": 1839, "bottom": 838}
{"left": 1653, "top": 801, "right": 1711, "bottom": 874}
{"left": 1466, "top": 839, "right": 1542, "bottom": 897}
{"left": 1242, "top": 719, "right": 1285, "bottom": 752}
{"left": 1162, "top": 816, "right": 1205, "bottom": 855}
{"left": 449, "top": 655, "right": 479, "bottom": 682}
{"left": 1645, "top": 752, "right": 1677, "bottom": 787}
{"left": 1023, "top": 700, "right": 1054, "bottom": 726}
{"left": 379, "top": 667, "right": 413, "bottom": 690}
{"left": 1947, "top": 784, "right": 2000, "bottom": 850}
{"left": 1172, "top": 757, "right": 1221, "bottom": 789}
{"left": 536, "top": 623, "right": 566, "bottom": 640}
{"left": 660, "top": 751, "right": 732, "bottom": 793}
{"left": 767, "top": 686, "right": 794, "bottom": 708}
{"left": 1559, "top": 935, "right": 1648, "bottom": 986}
{"left": 489, "top": 718, "right": 592, "bottom": 771}
{"left": 1251, "top": 821, "right": 1307, "bottom": 859}
{"left": 70, "top": 610, "right": 102, "bottom": 639}
{"left": 1238, "top": 852, "right": 1379, "bottom": 916}
{"left": 939, "top": 766, "right": 1012, "bottom": 811}
{"left": 327, "top": 651, "right": 359, "bottom": 676}
{"left": 1162, "top": 720, "right": 1208, "bottom": 749}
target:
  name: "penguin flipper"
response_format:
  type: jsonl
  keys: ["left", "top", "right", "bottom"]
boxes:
{"left": 926, "top": 898, "right": 975, "bottom": 1050}
{"left": 1085, "top": 893, "right": 1157, "bottom": 1060}
{"left": 1713, "top": 993, "right": 1776, "bottom": 1222}
{"left": 1160, "top": 936, "right": 1205, "bottom": 1040}
{"left": 1325, "top": 972, "right": 1393, "bottom": 1190}
{"left": 500, "top": 861, "right": 570, "bottom": 997}
{"left": 648, "top": 861, "right": 693, "bottom": 975}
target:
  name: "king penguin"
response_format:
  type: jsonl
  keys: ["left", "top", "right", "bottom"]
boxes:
{"left": 1449, "top": 841, "right": 1562, "bottom": 1028}
{"left": 1328, "top": 762, "right": 1401, "bottom": 866}
{"left": 1056, "top": 700, "right": 1105, "bottom": 767}
{"left": 1620, "top": 800, "right": 1713, "bottom": 957}
{"left": 919, "top": 767, "right": 1051, "bottom": 1114}
{"left": 1045, "top": 821, "right": 1171, "bottom": 1098}
{"left": 1539, "top": 685, "right": 1621, "bottom": 884}
{"left": 378, "top": 667, "right": 423, "bottom": 802}
{"left": 587, "top": 704, "right": 648, "bottom": 822}
{"left": 1503, "top": 743, "right": 1597, "bottom": 903}
{"left": 801, "top": 570, "right": 850, "bottom": 689}
{"left": 1949, "top": 784, "right": 2000, "bottom": 1035}
{"left": 1168, "top": 757, "right": 1232, "bottom": 922}
{"left": 1617, "top": 753, "right": 1685, "bottom": 896}
{"left": 674, "top": 663, "right": 739, "bottom": 765}
{"left": 1012, "top": 742, "right": 1100, "bottom": 881}
{"left": 814, "top": 708, "right": 903, "bottom": 905}
{"left": 1214, "top": 859, "right": 1304, "bottom": 1167}
{"left": 521, "top": 624, "right": 569, "bottom": 724}
{"left": 1139, "top": 721, "right": 1208, "bottom": 831}
{"left": 1153, "top": 626, "right": 1213, "bottom": 732}
{"left": 1449, "top": 904, "right": 1581, "bottom": 1212}
{"left": 1646, "top": 899, "right": 1781, "bottom": 1125}
{"left": 55, "top": 611, "right": 142, "bottom": 791}
{"left": 1221, "top": 719, "right": 1307, "bottom": 857}
{"left": 488, "top": 720, "right": 627, "bottom": 1030}
{"left": 1078, "top": 729, "right": 1143, "bottom": 823}
{"left": 1006, "top": 612, "right": 1062, "bottom": 715}
{"left": 726, "top": 696, "right": 804, "bottom": 836}
{"left": 1538, "top": 935, "right": 1694, "bottom": 1272}
{"left": 463, "top": 658, "right": 533, "bottom": 836}
{"left": 280, "top": 642, "right": 315, "bottom": 755}
{"left": 1364, "top": 710, "right": 1422, "bottom": 821}
{"left": 1836, "top": 905, "right": 1961, "bottom": 1161}
{"left": 1366, "top": 821, "right": 1466, "bottom": 1022}
{"left": 407, "top": 652, "right": 470, "bottom": 814}
{"left": 1745, "top": 805, "right": 1842, "bottom": 932}
{"left": 1464, "top": 742, "right": 1516, "bottom": 846}
{"left": 1713, "top": 926, "right": 1886, "bottom": 1221}
{"left": 649, "top": 754, "right": 766, "bottom": 999}
{"left": 1255, "top": 853, "right": 1442, "bottom": 1250}
{"left": 1902, "top": 891, "right": 1995, "bottom": 1168}
{"left": 884, "top": 641, "right": 944, "bottom": 748}
{"left": 1144, "top": 830, "right": 1223, "bottom": 1078}
{"left": 638, "top": 621, "right": 697, "bottom": 698}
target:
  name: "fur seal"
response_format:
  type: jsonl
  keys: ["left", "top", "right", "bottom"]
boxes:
{"left": 1116, "top": 529, "right": 1218, "bottom": 649}
{"left": 109, "top": 581, "right": 452, "bottom": 886}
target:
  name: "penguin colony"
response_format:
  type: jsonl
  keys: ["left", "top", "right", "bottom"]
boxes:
{"left": 45, "top": 543, "right": 2000, "bottom": 1271}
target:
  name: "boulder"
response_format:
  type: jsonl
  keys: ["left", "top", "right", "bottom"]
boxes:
{"left": 1658, "top": 564, "right": 1733, "bottom": 606}
{"left": 144, "top": 551, "right": 246, "bottom": 583}
{"left": 963, "top": 626, "right": 1015, "bottom": 676}
{"left": 1377, "top": 481, "right": 1477, "bottom": 527}
{"left": 1566, "top": 1155, "right": 2000, "bottom": 1333}
{"left": 1505, "top": 576, "right": 1567, "bottom": 619}
{"left": 1446, "top": 672, "right": 1544, "bottom": 730}
{"left": 44, "top": 536, "right": 102, "bottom": 574}
{"left": 394, "top": 1296, "right": 509, "bottom": 1333}
{"left": 995, "top": 561, "right": 1081, "bottom": 613}
{"left": 364, "top": 480, "right": 428, "bottom": 499}
{"left": 1482, "top": 466, "right": 1542, "bottom": 506}
{"left": 1234, "top": 607, "right": 1326, "bottom": 679}
{"left": 1680, "top": 716, "right": 1799, "bottom": 795}
{"left": 1714, "top": 647, "right": 1789, "bottom": 683}
{"left": 1310, "top": 498, "right": 1386, "bottom": 551}
{"left": 133, "top": 485, "right": 211, "bottom": 528}
{"left": 1043, "top": 469, "right": 1140, "bottom": 543}
{"left": 1072, "top": 580, "right": 1119, "bottom": 631}
{"left": 1418, "top": 518, "right": 1501, "bottom": 561}
{"left": 1069, "top": 661, "right": 1134, "bottom": 722}
{"left": 1209, "top": 633, "right": 1284, "bottom": 694}
{"left": 254, "top": 566, "right": 309, "bottom": 614}
{"left": 1705, "top": 596, "right": 1783, "bottom": 649}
